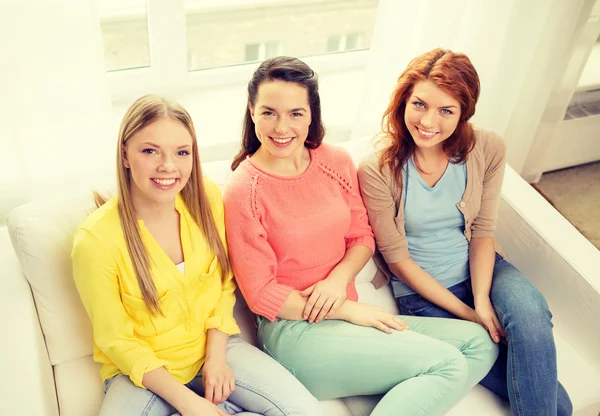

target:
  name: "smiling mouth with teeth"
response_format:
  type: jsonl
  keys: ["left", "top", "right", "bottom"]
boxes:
{"left": 417, "top": 127, "right": 437, "bottom": 137}
{"left": 271, "top": 137, "right": 294, "bottom": 144}
{"left": 152, "top": 178, "right": 177, "bottom": 186}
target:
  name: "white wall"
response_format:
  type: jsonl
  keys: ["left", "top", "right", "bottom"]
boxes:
{"left": 0, "top": 0, "right": 114, "bottom": 222}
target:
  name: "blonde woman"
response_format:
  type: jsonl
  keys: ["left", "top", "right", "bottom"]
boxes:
{"left": 71, "top": 95, "right": 320, "bottom": 416}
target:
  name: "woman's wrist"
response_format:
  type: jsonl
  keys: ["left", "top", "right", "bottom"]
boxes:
{"left": 326, "top": 299, "right": 355, "bottom": 321}
{"left": 473, "top": 294, "right": 492, "bottom": 308}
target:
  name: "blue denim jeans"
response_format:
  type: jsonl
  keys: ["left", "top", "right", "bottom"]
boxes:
{"left": 395, "top": 254, "right": 572, "bottom": 416}
{"left": 99, "top": 335, "right": 321, "bottom": 416}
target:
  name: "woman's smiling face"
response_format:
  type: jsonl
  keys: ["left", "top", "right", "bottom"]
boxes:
{"left": 404, "top": 80, "right": 461, "bottom": 152}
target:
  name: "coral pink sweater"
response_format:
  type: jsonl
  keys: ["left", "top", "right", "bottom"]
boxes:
{"left": 223, "top": 143, "right": 375, "bottom": 322}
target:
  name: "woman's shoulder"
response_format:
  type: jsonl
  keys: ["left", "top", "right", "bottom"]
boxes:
{"left": 473, "top": 127, "right": 506, "bottom": 158}
{"left": 77, "top": 195, "right": 119, "bottom": 234}
{"left": 314, "top": 142, "right": 353, "bottom": 165}
{"left": 222, "top": 161, "right": 256, "bottom": 205}
{"left": 73, "top": 195, "right": 120, "bottom": 254}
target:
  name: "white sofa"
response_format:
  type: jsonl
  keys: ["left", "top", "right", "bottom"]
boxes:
{"left": 3, "top": 137, "right": 600, "bottom": 416}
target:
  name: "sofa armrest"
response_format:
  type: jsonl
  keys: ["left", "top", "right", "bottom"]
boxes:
{"left": 496, "top": 166, "right": 600, "bottom": 373}
{"left": 0, "top": 227, "right": 58, "bottom": 416}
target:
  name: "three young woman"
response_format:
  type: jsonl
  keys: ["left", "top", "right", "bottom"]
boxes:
{"left": 357, "top": 48, "right": 572, "bottom": 415}
{"left": 71, "top": 95, "right": 321, "bottom": 416}
{"left": 222, "top": 56, "right": 498, "bottom": 416}
{"left": 72, "top": 51, "right": 570, "bottom": 415}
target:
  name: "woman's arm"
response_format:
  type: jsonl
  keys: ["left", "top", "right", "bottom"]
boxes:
{"left": 468, "top": 133, "right": 508, "bottom": 342}
{"left": 358, "top": 153, "right": 476, "bottom": 321}
{"left": 390, "top": 259, "right": 478, "bottom": 321}
{"left": 202, "top": 329, "right": 235, "bottom": 405}
{"left": 301, "top": 244, "right": 373, "bottom": 323}
{"left": 143, "top": 368, "right": 221, "bottom": 415}
{"left": 71, "top": 230, "right": 168, "bottom": 387}
{"left": 72, "top": 230, "right": 226, "bottom": 415}
{"left": 204, "top": 179, "right": 241, "bottom": 336}
{"left": 301, "top": 148, "right": 375, "bottom": 322}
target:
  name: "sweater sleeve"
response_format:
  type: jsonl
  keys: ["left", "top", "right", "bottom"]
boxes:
{"left": 358, "top": 152, "right": 411, "bottom": 264}
{"left": 223, "top": 175, "right": 294, "bottom": 322}
{"left": 203, "top": 178, "right": 241, "bottom": 336}
{"left": 71, "top": 230, "right": 167, "bottom": 388}
{"left": 338, "top": 148, "right": 375, "bottom": 253}
{"left": 471, "top": 131, "right": 506, "bottom": 238}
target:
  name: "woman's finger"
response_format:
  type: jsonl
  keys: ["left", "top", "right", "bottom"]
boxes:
{"left": 483, "top": 317, "right": 500, "bottom": 343}
{"left": 373, "top": 320, "right": 392, "bottom": 334}
{"left": 308, "top": 295, "right": 327, "bottom": 323}
{"left": 325, "top": 298, "right": 343, "bottom": 319}
{"left": 299, "top": 284, "right": 315, "bottom": 297}
{"left": 315, "top": 297, "right": 336, "bottom": 323}
{"left": 493, "top": 314, "right": 506, "bottom": 337}
{"left": 213, "top": 380, "right": 223, "bottom": 404}
{"left": 303, "top": 291, "right": 322, "bottom": 320}
{"left": 205, "top": 379, "right": 215, "bottom": 403}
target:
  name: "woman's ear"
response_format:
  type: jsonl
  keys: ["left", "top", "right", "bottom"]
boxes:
{"left": 122, "top": 145, "right": 130, "bottom": 169}
{"left": 249, "top": 104, "right": 256, "bottom": 123}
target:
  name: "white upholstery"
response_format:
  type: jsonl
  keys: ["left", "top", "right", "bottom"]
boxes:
{"left": 2, "top": 138, "right": 600, "bottom": 415}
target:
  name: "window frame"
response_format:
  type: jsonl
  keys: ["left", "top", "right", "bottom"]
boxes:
{"left": 103, "top": 0, "right": 372, "bottom": 101}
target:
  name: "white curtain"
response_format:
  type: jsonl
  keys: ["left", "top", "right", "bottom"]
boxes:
{"left": 0, "top": 0, "right": 114, "bottom": 222}
{"left": 352, "top": 0, "right": 595, "bottom": 176}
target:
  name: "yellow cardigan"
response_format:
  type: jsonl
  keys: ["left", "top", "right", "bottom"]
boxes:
{"left": 72, "top": 177, "right": 240, "bottom": 388}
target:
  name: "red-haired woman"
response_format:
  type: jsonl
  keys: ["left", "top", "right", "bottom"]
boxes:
{"left": 358, "top": 48, "right": 572, "bottom": 415}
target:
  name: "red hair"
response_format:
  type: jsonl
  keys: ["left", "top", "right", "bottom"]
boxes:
{"left": 379, "top": 48, "right": 479, "bottom": 186}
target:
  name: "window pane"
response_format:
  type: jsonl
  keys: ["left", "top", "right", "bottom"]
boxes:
{"left": 327, "top": 35, "right": 342, "bottom": 53}
{"left": 96, "top": 0, "right": 150, "bottom": 72}
{"left": 185, "top": 0, "right": 379, "bottom": 71}
{"left": 245, "top": 44, "right": 260, "bottom": 62}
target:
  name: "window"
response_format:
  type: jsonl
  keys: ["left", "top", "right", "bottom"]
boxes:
{"left": 185, "top": 0, "right": 379, "bottom": 71}
{"left": 327, "top": 33, "right": 364, "bottom": 53}
{"left": 96, "top": 0, "right": 151, "bottom": 72}
{"left": 244, "top": 41, "right": 281, "bottom": 62}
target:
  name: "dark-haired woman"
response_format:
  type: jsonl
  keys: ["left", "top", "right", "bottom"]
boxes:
{"left": 223, "top": 56, "right": 498, "bottom": 416}
{"left": 358, "top": 48, "right": 572, "bottom": 416}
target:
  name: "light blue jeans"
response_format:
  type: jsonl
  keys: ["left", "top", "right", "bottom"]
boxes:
{"left": 258, "top": 313, "right": 498, "bottom": 416}
{"left": 99, "top": 335, "right": 321, "bottom": 416}
{"left": 395, "top": 254, "right": 573, "bottom": 416}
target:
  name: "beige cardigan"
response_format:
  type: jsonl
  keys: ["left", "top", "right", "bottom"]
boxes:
{"left": 357, "top": 128, "right": 506, "bottom": 289}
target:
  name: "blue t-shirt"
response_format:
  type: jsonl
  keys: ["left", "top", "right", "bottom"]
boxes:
{"left": 390, "top": 156, "right": 470, "bottom": 298}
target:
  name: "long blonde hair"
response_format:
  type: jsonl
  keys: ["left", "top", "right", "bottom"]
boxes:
{"left": 95, "top": 95, "right": 231, "bottom": 314}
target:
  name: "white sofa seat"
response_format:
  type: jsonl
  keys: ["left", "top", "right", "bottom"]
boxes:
{"left": 3, "top": 137, "right": 600, "bottom": 416}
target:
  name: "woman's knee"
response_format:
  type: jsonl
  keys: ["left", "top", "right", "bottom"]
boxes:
{"left": 424, "top": 342, "right": 470, "bottom": 385}
{"left": 463, "top": 320, "right": 499, "bottom": 361}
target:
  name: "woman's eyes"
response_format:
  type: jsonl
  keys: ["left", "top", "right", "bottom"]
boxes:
{"left": 142, "top": 148, "right": 190, "bottom": 156}
{"left": 413, "top": 101, "right": 453, "bottom": 115}
{"left": 261, "top": 111, "right": 303, "bottom": 117}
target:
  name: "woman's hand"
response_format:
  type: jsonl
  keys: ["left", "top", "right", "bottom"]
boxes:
{"left": 474, "top": 297, "right": 506, "bottom": 343}
{"left": 202, "top": 357, "right": 235, "bottom": 405}
{"left": 179, "top": 394, "right": 230, "bottom": 416}
{"left": 341, "top": 301, "right": 409, "bottom": 334}
{"left": 300, "top": 271, "right": 348, "bottom": 323}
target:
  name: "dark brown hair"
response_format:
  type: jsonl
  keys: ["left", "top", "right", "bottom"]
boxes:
{"left": 379, "top": 48, "right": 479, "bottom": 186}
{"left": 231, "top": 56, "right": 326, "bottom": 170}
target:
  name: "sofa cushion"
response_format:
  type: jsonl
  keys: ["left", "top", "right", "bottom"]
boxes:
{"left": 7, "top": 196, "right": 97, "bottom": 367}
